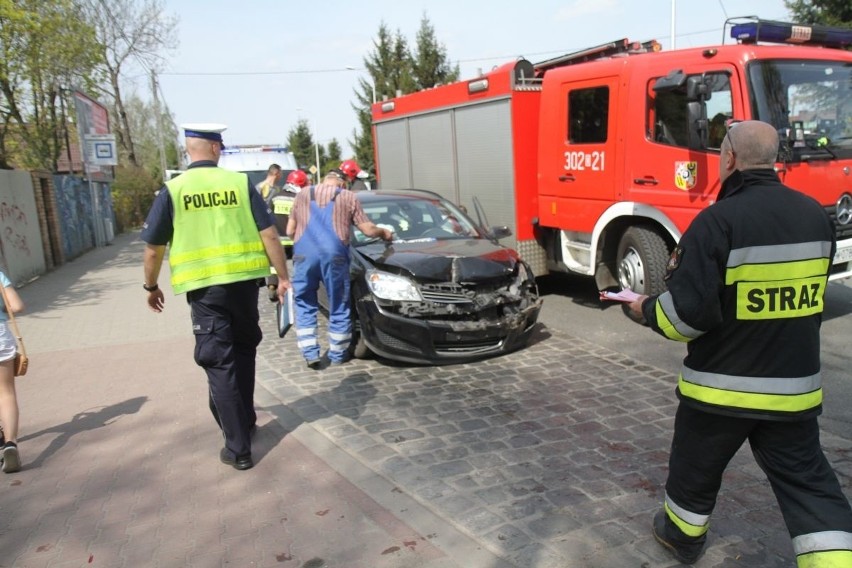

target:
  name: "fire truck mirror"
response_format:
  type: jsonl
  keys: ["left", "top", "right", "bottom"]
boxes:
{"left": 687, "top": 75, "right": 711, "bottom": 102}
{"left": 653, "top": 69, "right": 686, "bottom": 93}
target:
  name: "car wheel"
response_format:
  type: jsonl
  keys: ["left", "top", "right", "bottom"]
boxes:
{"left": 352, "top": 334, "right": 371, "bottom": 359}
{"left": 350, "top": 316, "right": 372, "bottom": 359}
{"left": 616, "top": 226, "right": 670, "bottom": 296}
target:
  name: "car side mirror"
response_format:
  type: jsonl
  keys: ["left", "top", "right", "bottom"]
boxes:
{"left": 489, "top": 225, "right": 512, "bottom": 240}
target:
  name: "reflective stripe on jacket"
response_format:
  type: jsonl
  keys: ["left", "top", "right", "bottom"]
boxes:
{"left": 166, "top": 167, "right": 269, "bottom": 294}
{"left": 643, "top": 169, "right": 836, "bottom": 420}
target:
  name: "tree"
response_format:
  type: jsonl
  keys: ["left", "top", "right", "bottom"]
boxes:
{"left": 351, "top": 24, "right": 418, "bottom": 173}
{"left": 287, "top": 119, "right": 317, "bottom": 173}
{"left": 81, "top": 0, "right": 178, "bottom": 168}
{"left": 411, "top": 13, "right": 459, "bottom": 90}
{"left": 325, "top": 139, "right": 342, "bottom": 170}
{"left": 351, "top": 18, "right": 457, "bottom": 174}
{"left": 116, "top": 92, "right": 178, "bottom": 177}
{"left": 785, "top": 0, "right": 852, "bottom": 29}
{"left": 0, "top": 0, "right": 102, "bottom": 170}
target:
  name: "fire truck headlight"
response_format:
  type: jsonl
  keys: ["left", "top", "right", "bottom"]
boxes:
{"left": 366, "top": 270, "right": 422, "bottom": 301}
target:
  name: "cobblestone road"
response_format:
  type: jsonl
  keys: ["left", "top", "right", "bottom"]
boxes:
{"left": 256, "top": 296, "right": 852, "bottom": 567}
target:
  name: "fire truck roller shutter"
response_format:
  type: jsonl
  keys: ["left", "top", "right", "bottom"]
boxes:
{"left": 408, "top": 112, "right": 456, "bottom": 199}
{"left": 454, "top": 100, "right": 518, "bottom": 251}
{"left": 375, "top": 121, "right": 412, "bottom": 189}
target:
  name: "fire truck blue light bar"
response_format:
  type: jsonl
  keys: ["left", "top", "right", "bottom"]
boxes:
{"left": 731, "top": 20, "right": 852, "bottom": 49}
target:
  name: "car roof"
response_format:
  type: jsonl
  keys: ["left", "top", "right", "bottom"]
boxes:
{"left": 354, "top": 188, "right": 444, "bottom": 203}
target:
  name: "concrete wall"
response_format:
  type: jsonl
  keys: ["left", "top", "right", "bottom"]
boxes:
{"left": 0, "top": 170, "right": 47, "bottom": 284}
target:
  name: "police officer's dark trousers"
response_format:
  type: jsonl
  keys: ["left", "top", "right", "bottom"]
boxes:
{"left": 664, "top": 403, "right": 852, "bottom": 554}
{"left": 188, "top": 280, "right": 261, "bottom": 459}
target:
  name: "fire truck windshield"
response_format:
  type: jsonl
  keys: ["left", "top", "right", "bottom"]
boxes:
{"left": 748, "top": 60, "right": 852, "bottom": 161}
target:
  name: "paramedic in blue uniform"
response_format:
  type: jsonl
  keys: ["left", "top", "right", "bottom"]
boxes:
{"left": 628, "top": 120, "right": 852, "bottom": 566}
{"left": 285, "top": 166, "right": 392, "bottom": 369}
{"left": 141, "top": 123, "right": 291, "bottom": 471}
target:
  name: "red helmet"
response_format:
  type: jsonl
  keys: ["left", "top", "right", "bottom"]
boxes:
{"left": 338, "top": 159, "right": 361, "bottom": 181}
{"left": 286, "top": 169, "right": 309, "bottom": 187}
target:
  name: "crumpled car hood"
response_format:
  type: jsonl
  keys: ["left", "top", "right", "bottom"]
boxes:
{"left": 354, "top": 239, "right": 520, "bottom": 282}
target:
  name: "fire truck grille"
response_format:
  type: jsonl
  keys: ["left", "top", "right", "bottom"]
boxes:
{"left": 825, "top": 206, "right": 852, "bottom": 241}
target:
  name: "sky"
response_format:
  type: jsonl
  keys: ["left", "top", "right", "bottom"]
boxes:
{"left": 141, "top": 0, "right": 792, "bottom": 158}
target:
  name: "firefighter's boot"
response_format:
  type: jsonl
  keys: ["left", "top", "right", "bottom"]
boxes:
{"left": 652, "top": 511, "right": 706, "bottom": 565}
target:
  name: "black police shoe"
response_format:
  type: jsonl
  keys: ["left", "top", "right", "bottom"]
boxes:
{"left": 219, "top": 448, "right": 253, "bottom": 470}
{"left": 652, "top": 511, "right": 705, "bottom": 565}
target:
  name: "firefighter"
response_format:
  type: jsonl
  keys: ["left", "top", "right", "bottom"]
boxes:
{"left": 285, "top": 167, "right": 392, "bottom": 368}
{"left": 628, "top": 120, "right": 852, "bottom": 566}
{"left": 255, "top": 163, "right": 283, "bottom": 200}
{"left": 141, "top": 123, "right": 291, "bottom": 471}
{"left": 263, "top": 170, "right": 310, "bottom": 301}
{"left": 338, "top": 159, "right": 362, "bottom": 188}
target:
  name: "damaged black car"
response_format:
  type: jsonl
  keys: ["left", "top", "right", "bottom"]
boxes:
{"left": 344, "top": 189, "right": 542, "bottom": 365}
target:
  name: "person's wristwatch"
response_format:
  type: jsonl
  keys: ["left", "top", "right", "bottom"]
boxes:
{"left": 143, "top": 283, "right": 159, "bottom": 292}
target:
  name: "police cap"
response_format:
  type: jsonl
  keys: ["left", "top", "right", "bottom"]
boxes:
{"left": 181, "top": 123, "right": 227, "bottom": 146}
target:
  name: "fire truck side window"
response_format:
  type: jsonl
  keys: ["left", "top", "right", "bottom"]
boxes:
{"left": 652, "top": 72, "right": 732, "bottom": 150}
{"left": 568, "top": 86, "right": 609, "bottom": 144}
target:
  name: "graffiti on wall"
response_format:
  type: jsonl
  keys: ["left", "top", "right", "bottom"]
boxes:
{"left": 53, "top": 175, "right": 95, "bottom": 260}
{"left": 0, "top": 201, "right": 30, "bottom": 257}
{"left": 0, "top": 170, "right": 45, "bottom": 284}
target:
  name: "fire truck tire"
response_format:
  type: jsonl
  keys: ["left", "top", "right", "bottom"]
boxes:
{"left": 616, "top": 226, "right": 670, "bottom": 297}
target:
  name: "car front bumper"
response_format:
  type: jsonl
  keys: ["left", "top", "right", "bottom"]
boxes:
{"left": 355, "top": 296, "right": 543, "bottom": 365}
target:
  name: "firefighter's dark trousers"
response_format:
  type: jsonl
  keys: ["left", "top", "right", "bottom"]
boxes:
{"left": 663, "top": 403, "right": 852, "bottom": 567}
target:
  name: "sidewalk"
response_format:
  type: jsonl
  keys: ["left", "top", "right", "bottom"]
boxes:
{"left": 1, "top": 232, "right": 502, "bottom": 568}
{"left": 3, "top": 232, "right": 850, "bottom": 568}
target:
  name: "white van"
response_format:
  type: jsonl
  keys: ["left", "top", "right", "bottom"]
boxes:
{"left": 217, "top": 145, "right": 299, "bottom": 188}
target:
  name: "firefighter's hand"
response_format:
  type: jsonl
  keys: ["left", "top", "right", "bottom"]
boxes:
{"left": 382, "top": 228, "right": 394, "bottom": 241}
{"left": 627, "top": 295, "right": 648, "bottom": 319}
{"left": 277, "top": 278, "right": 291, "bottom": 303}
{"left": 147, "top": 289, "right": 165, "bottom": 313}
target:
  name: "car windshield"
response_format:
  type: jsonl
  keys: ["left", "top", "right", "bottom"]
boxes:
{"left": 352, "top": 195, "right": 481, "bottom": 245}
{"left": 748, "top": 59, "right": 852, "bottom": 160}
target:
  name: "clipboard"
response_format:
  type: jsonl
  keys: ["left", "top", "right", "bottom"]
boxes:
{"left": 276, "top": 288, "right": 295, "bottom": 337}
{"left": 599, "top": 288, "right": 642, "bottom": 303}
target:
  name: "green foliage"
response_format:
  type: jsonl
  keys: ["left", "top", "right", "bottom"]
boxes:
{"left": 118, "top": 92, "right": 179, "bottom": 180}
{"left": 412, "top": 13, "right": 460, "bottom": 90}
{"left": 0, "top": 0, "right": 103, "bottom": 170}
{"left": 785, "top": 0, "right": 852, "bottom": 29}
{"left": 287, "top": 119, "right": 317, "bottom": 172}
{"left": 111, "top": 165, "right": 160, "bottom": 231}
{"left": 351, "top": 16, "right": 458, "bottom": 174}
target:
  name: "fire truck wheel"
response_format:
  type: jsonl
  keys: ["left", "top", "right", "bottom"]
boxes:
{"left": 616, "top": 226, "right": 670, "bottom": 297}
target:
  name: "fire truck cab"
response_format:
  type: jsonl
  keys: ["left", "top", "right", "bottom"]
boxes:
{"left": 372, "top": 18, "right": 852, "bottom": 295}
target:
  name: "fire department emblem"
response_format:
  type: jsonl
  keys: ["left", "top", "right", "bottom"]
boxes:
{"left": 674, "top": 161, "right": 698, "bottom": 191}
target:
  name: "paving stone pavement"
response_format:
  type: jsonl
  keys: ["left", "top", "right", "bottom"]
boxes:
{"left": 3, "top": 231, "right": 850, "bottom": 567}
{"left": 2, "top": 232, "right": 501, "bottom": 568}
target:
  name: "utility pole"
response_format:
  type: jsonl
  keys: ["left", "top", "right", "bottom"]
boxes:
{"left": 151, "top": 70, "right": 167, "bottom": 182}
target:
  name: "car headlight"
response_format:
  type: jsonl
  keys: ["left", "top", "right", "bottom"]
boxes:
{"left": 366, "top": 270, "right": 422, "bottom": 301}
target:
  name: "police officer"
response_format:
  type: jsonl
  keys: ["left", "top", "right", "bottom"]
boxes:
{"left": 628, "top": 120, "right": 852, "bottom": 565}
{"left": 285, "top": 166, "right": 392, "bottom": 368}
{"left": 141, "top": 123, "right": 291, "bottom": 471}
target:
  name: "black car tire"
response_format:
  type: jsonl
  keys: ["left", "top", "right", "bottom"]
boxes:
{"left": 352, "top": 334, "right": 371, "bottom": 359}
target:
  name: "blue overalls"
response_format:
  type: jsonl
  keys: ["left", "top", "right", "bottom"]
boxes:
{"left": 292, "top": 187, "right": 352, "bottom": 363}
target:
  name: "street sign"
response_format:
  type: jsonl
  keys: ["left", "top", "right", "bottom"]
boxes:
{"left": 83, "top": 134, "right": 118, "bottom": 166}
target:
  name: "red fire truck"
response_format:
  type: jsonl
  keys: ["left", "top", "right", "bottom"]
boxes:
{"left": 371, "top": 18, "right": 852, "bottom": 295}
